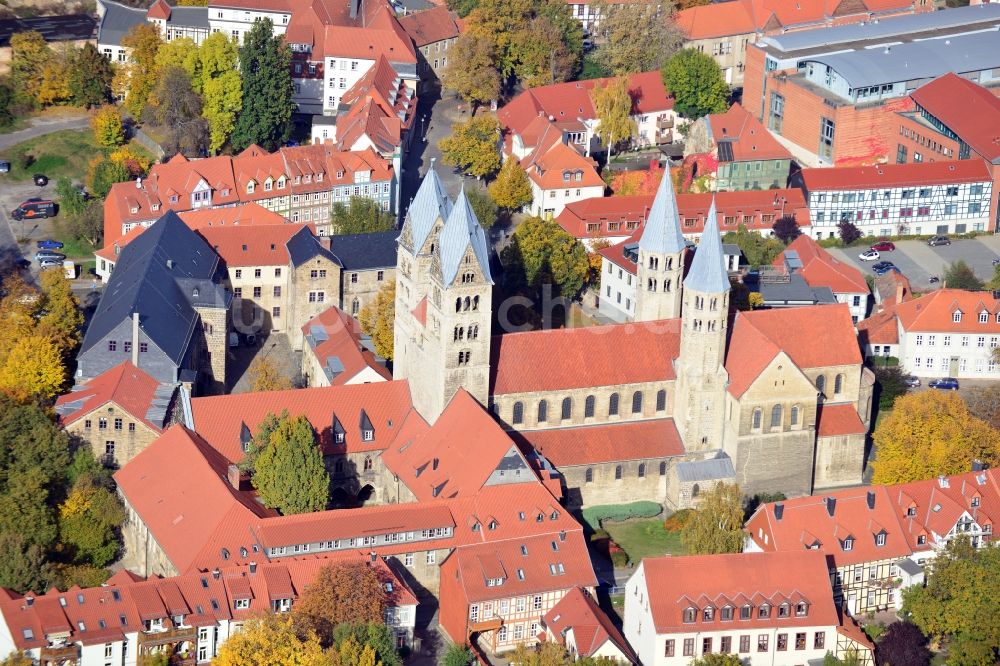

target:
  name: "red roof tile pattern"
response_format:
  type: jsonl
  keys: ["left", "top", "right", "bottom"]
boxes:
{"left": 54, "top": 362, "right": 167, "bottom": 431}
{"left": 910, "top": 74, "right": 1000, "bottom": 163}
{"left": 816, "top": 403, "right": 866, "bottom": 437}
{"left": 198, "top": 224, "right": 311, "bottom": 267}
{"left": 639, "top": 551, "right": 840, "bottom": 633}
{"left": 302, "top": 305, "right": 392, "bottom": 385}
{"left": 776, "top": 234, "right": 868, "bottom": 294}
{"left": 707, "top": 103, "right": 792, "bottom": 162}
{"left": 490, "top": 319, "right": 681, "bottom": 394}
{"left": 799, "top": 159, "right": 993, "bottom": 191}
{"left": 895, "top": 288, "right": 1000, "bottom": 334}
{"left": 398, "top": 6, "right": 459, "bottom": 47}
{"left": 725, "top": 304, "right": 861, "bottom": 397}
{"left": 677, "top": 1, "right": 755, "bottom": 39}
{"left": 513, "top": 419, "right": 684, "bottom": 467}
{"left": 543, "top": 588, "right": 637, "bottom": 662}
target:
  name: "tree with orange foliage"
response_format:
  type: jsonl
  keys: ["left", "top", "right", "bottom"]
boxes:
{"left": 610, "top": 160, "right": 664, "bottom": 196}
{"left": 587, "top": 239, "right": 612, "bottom": 285}
{"left": 293, "top": 561, "right": 389, "bottom": 646}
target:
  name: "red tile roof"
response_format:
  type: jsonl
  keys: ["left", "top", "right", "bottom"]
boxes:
{"left": 513, "top": 419, "right": 684, "bottom": 467}
{"left": 910, "top": 74, "right": 1000, "bottom": 163}
{"left": 543, "top": 588, "right": 637, "bottom": 662}
{"left": 54, "top": 361, "right": 167, "bottom": 431}
{"left": 816, "top": 403, "right": 866, "bottom": 437}
{"left": 677, "top": 1, "right": 755, "bottom": 39}
{"left": 894, "top": 288, "right": 1000, "bottom": 334}
{"left": 189, "top": 381, "right": 418, "bottom": 463}
{"left": 725, "top": 304, "right": 861, "bottom": 397}
{"left": 523, "top": 141, "right": 605, "bottom": 190}
{"left": 302, "top": 306, "right": 392, "bottom": 385}
{"left": 776, "top": 234, "right": 868, "bottom": 294}
{"left": 398, "top": 6, "right": 459, "bottom": 47}
{"left": 198, "top": 224, "right": 311, "bottom": 267}
{"left": 147, "top": 0, "right": 170, "bottom": 19}
{"left": 799, "top": 159, "right": 993, "bottom": 191}
{"left": 638, "top": 551, "right": 840, "bottom": 633}
{"left": 707, "top": 103, "right": 792, "bottom": 162}
{"left": 490, "top": 320, "right": 681, "bottom": 394}
{"left": 381, "top": 390, "right": 531, "bottom": 501}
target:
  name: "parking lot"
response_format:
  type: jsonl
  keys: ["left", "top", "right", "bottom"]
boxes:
{"left": 828, "top": 236, "right": 1000, "bottom": 289}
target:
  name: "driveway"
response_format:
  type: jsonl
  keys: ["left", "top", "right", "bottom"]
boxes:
{"left": 828, "top": 237, "right": 1000, "bottom": 289}
{"left": 0, "top": 109, "right": 91, "bottom": 152}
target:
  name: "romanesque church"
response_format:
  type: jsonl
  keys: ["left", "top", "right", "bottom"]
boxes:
{"left": 393, "top": 170, "right": 874, "bottom": 509}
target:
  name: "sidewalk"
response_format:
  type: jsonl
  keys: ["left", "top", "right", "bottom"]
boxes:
{"left": 0, "top": 109, "right": 91, "bottom": 152}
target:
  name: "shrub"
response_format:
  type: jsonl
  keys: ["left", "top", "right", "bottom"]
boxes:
{"left": 582, "top": 501, "right": 662, "bottom": 530}
{"left": 663, "top": 508, "right": 695, "bottom": 531}
{"left": 610, "top": 550, "right": 629, "bottom": 568}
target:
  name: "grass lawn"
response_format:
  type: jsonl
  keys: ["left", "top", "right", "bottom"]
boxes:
{"left": 55, "top": 236, "right": 96, "bottom": 261}
{"left": 0, "top": 129, "right": 103, "bottom": 182}
{"left": 604, "top": 518, "right": 686, "bottom": 564}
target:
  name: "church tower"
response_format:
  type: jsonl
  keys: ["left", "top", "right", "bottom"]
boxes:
{"left": 634, "top": 169, "right": 687, "bottom": 322}
{"left": 395, "top": 181, "right": 493, "bottom": 423}
{"left": 674, "top": 200, "right": 730, "bottom": 450}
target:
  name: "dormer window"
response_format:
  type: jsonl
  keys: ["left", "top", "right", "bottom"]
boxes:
{"left": 795, "top": 602, "right": 808, "bottom": 617}
{"left": 234, "top": 598, "right": 250, "bottom": 610}
{"left": 907, "top": 506, "right": 916, "bottom": 517}
{"left": 954, "top": 311, "right": 962, "bottom": 323}
{"left": 362, "top": 429, "right": 374, "bottom": 442}
{"left": 169, "top": 195, "right": 179, "bottom": 203}
{"left": 740, "top": 605, "right": 752, "bottom": 620}
{"left": 247, "top": 181, "right": 256, "bottom": 194}
{"left": 562, "top": 171, "right": 570, "bottom": 182}
{"left": 304, "top": 174, "right": 312, "bottom": 183}
{"left": 683, "top": 607, "right": 697, "bottom": 623}
{"left": 917, "top": 534, "right": 927, "bottom": 545}
{"left": 720, "top": 606, "right": 733, "bottom": 621}
{"left": 778, "top": 603, "right": 790, "bottom": 618}
{"left": 472, "top": 522, "right": 480, "bottom": 532}
{"left": 278, "top": 178, "right": 286, "bottom": 189}
{"left": 980, "top": 311, "right": 989, "bottom": 323}
{"left": 843, "top": 537, "right": 854, "bottom": 551}
{"left": 131, "top": 207, "right": 139, "bottom": 214}
{"left": 151, "top": 204, "right": 160, "bottom": 211}
{"left": 317, "top": 173, "right": 323, "bottom": 182}
{"left": 875, "top": 532, "right": 887, "bottom": 547}
{"left": 703, "top": 606, "right": 714, "bottom": 621}
{"left": 488, "top": 520, "right": 497, "bottom": 530}
{"left": 222, "top": 188, "right": 230, "bottom": 196}
{"left": 758, "top": 604, "right": 770, "bottom": 619}
{"left": 337, "top": 170, "right": 344, "bottom": 178}
{"left": 21, "top": 628, "right": 33, "bottom": 640}
{"left": 972, "top": 496, "right": 981, "bottom": 508}
{"left": 264, "top": 179, "right": 272, "bottom": 192}
{"left": 335, "top": 432, "right": 345, "bottom": 444}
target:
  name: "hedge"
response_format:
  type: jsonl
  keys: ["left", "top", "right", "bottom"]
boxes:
{"left": 581, "top": 501, "right": 662, "bottom": 531}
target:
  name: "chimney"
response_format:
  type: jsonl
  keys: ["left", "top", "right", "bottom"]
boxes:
{"left": 212, "top": 568, "right": 220, "bottom": 579}
{"left": 938, "top": 475, "right": 950, "bottom": 488}
{"left": 866, "top": 490, "right": 876, "bottom": 510}
{"left": 166, "top": 259, "right": 174, "bottom": 270}
{"left": 136, "top": 176, "right": 142, "bottom": 189}
{"left": 972, "top": 459, "right": 987, "bottom": 472}
{"left": 227, "top": 464, "right": 243, "bottom": 490}
{"left": 25, "top": 596, "right": 33, "bottom": 607}
{"left": 895, "top": 283, "right": 904, "bottom": 304}
{"left": 131, "top": 312, "right": 140, "bottom": 366}
{"left": 825, "top": 497, "right": 836, "bottom": 517}
{"left": 774, "top": 503, "right": 784, "bottom": 520}
{"left": 248, "top": 561, "right": 257, "bottom": 574}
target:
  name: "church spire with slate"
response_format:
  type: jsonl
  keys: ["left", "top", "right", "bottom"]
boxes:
{"left": 634, "top": 170, "right": 687, "bottom": 321}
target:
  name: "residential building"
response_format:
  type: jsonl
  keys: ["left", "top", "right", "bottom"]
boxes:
{"left": 743, "top": 4, "right": 1000, "bottom": 165}
{"left": 398, "top": 6, "right": 460, "bottom": 80}
{"left": 856, "top": 272, "right": 912, "bottom": 361}
{"left": 769, "top": 235, "right": 870, "bottom": 322}
{"left": 557, "top": 188, "right": 810, "bottom": 247}
{"left": 103, "top": 145, "right": 395, "bottom": 246}
{"left": 96, "top": 0, "right": 208, "bottom": 64}
{"left": 0, "top": 555, "right": 416, "bottom": 666}
{"left": 76, "top": 212, "right": 231, "bottom": 394}
{"left": 624, "top": 551, "right": 875, "bottom": 666}
{"left": 793, "top": 160, "right": 994, "bottom": 238}
{"left": 684, "top": 104, "right": 793, "bottom": 191}
{"left": 542, "top": 588, "right": 637, "bottom": 663}
{"left": 300, "top": 305, "right": 392, "bottom": 387}
{"left": 54, "top": 362, "right": 177, "bottom": 468}
{"left": 521, "top": 137, "right": 606, "bottom": 219}
{"left": 745, "top": 467, "right": 1000, "bottom": 614}
{"left": 675, "top": 0, "right": 927, "bottom": 87}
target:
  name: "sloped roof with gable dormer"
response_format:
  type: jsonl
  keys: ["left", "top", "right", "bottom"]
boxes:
{"left": 895, "top": 288, "right": 1000, "bottom": 334}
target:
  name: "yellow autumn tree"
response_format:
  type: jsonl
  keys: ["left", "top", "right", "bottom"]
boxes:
{"left": 872, "top": 391, "right": 1000, "bottom": 484}
{"left": 91, "top": 105, "right": 126, "bottom": 148}
{"left": 214, "top": 614, "right": 331, "bottom": 666}
{"left": 37, "top": 269, "right": 85, "bottom": 357}
{"left": 0, "top": 335, "right": 65, "bottom": 403}
{"left": 36, "top": 51, "right": 72, "bottom": 106}
{"left": 247, "top": 356, "right": 293, "bottom": 392}
{"left": 358, "top": 282, "right": 395, "bottom": 361}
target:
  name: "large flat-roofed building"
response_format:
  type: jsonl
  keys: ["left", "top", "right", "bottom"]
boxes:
{"left": 743, "top": 4, "right": 1000, "bottom": 165}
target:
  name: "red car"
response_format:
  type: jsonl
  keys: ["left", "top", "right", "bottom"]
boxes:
{"left": 870, "top": 240, "right": 895, "bottom": 252}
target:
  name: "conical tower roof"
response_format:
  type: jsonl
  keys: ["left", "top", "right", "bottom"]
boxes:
{"left": 407, "top": 165, "right": 453, "bottom": 251}
{"left": 683, "top": 199, "right": 730, "bottom": 294}
{"left": 638, "top": 169, "right": 686, "bottom": 255}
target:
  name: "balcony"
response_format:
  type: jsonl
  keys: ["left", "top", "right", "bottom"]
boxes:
{"left": 40, "top": 644, "right": 80, "bottom": 664}
{"left": 656, "top": 117, "right": 674, "bottom": 130}
{"left": 469, "top": 618, "right": 502, "bottom": 632}
{"left": 656, "top": 130, "right": 673, "bottom": 145}
{"left": 137, "top": 626, "right": 198, "bottom": 650}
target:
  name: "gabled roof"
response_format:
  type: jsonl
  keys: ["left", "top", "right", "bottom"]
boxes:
{"left": 677, "top": 0, "right": 756, "bottom": 39}
{"left": 707, "top": 103, "right": 792, "bottom": 163}
{"left": 437, "top": 187, "right": 493, "bottom": 286}
{"left": 895, "top": 288, "right": 1000, "bottom": 334}
{"left": 638, "top": 165, "right": 686, "bottom": 255}
{"left": 490, "top": 319, "right": 681, "bottom": 394}
{"left": 543, "top": 588, "right": 637, "bottom": 663}
{"left": 799, "top": 159, "right": 993, "bottom": 191}
{"left": 54, "top": 361, "right": 175, "bottom": 432}
{"left": 198, "top": 224, "right": 310, "bottom": 268}
{"left": 397, "top": 5, "right": 459, "bottom": 47}
{"left": 683, "top": 200, "right": 731, "bottom": 294}
{"left": 302, "top": 306, "right": 392, "bottom": 385}
{"left": 513, "top": 419, "right": 684, "bottom": 467}
{"left": 776, "top": 234, "right": 868, "bottom": 294}
{"left": 910, "top": 74, "right": 1000, "bottom": 163}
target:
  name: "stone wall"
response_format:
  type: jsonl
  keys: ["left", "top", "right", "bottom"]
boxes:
{"left": 288, "top": 255, "right": 343, "bottom": 349}
{"left": 193, "top": 305, "right": 229, "bottom": 394}
{"left": 814, "top": 433, "right": 866, "bottom": 490}
{"left": 64, "top": 401, "right": 162, "bottom": 468}
{"left": 560, "top": 457, "right": 674, "bottom": 509}
{"left": 119, "top": 496, "right": 178, "bottom": 578}
{"left": 342, "top": 267, "right": 395, "bottom": 319}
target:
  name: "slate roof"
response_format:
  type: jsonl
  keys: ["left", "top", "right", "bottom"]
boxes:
{"left": 675, "top": 453, "right": 736, "bottom": 482}
{"left": 79, "top": 211, "right": 227, "bottom": 367}
{"left": 438, "top": 187, "right": 493, "bottom": 286}
{"left": 638, "top": 163, "right": 686, "bottom": 255}
{"left": 96, "top": 0, "right": 146, "bottom": 46}
{"left": 286, "top": 225, "right": 339, "bottom": 267}
{"left": 168, "top": 5, "right": 209, "bottom": 28}
{"left": 328, "top": 230, "right": 398, "bottom": 270}
{"left": 683, "top": 200, "right": 731, "bottom": 294}
{"left": 405, "top": 166, "right": 452, "bottom": 252}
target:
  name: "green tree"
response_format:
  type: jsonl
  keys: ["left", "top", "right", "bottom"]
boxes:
{"left": 721, "top": 224, "right": 784, "bottom": 267}
{"left": 62, "top": 201, "right": 105, "bottom": 248}
{"left": 251, "top": 413, "right": 330, "bottom": 514}
{"left": 440, "top": 643, "right": 473, "bottom": 666}
{"left": 231, "top": 18, "right": 295, "bottom": 151}
{"left": 0, "top": 470, "right": 58, "bottom": 549}
{"left": 873, "top": 364, "right": 908, "bottom": 412}
{"left": 0, "top": 81, "right": 14, "bottom": 128}
{"left": 501, "top": 215, "right": 589, "bottom": 299}
{"left": 58, "top": 477, "right": 125, "bottom": 566}
{"left": 872, "top": 391, "right": 1000, "bottom": 485}
{"left": 838, "top": 220, "right": 862, "bottom": 245}
{"left": 197, "top": 33, "right": 243, "bottom": 152}
{"left": 359, "top": 282, "right": 395, "bottom": 361}
{"left": 661, "top": 48, "right": 729, "bottom": 119}
{"left": 943, "top": 260, "right": 984, "bottom": 291}
{"left": 594, "top": 0, "right": 684, "bottom": 75}
{"left": 465, "top": 186, "right": 498, "bottom": 229}
{"left": 441, "top": 34, "right": 501, "bottom": 112}
{"left": 988, "top": 262, "right": 1000, "bottom": 290}
{"left": 0, "top": 532, "right": 50, "bottom": 593}
{"left": 0, "top": 397, "right": 70, "bottom": 492}
{"left": 66, "top": 446, "right": 112, "bottom": 489}
{"left": 488, "top": 159, "right": 532, "bottom": 212}
{"left": 439, "top": 115, "right": 501, "bottom": 179}
{"left": 331, "top": 624, "right": 401, "bottom": 666}
{"left": 507, "top": 17, "right": 577, "bottom": 87}
{"left": 329, "top": 196, "right": 396, "bottom": 235}
{"left": 55, "top": 177, "right": 87, "bottom": 216}
{"left": 69, "top": 43, "right": 113, "bottom": 108}
{"left": 88, "top": 158, "right": 131, "bottom": 198}
{"left": 592, "top": 76, "right": 636, "bottom": 159}
{"left": 10, "top": 31, "right": 51, "bottom": 105}
{"left": 120, "top": 24, "right": 163, "bottom": 118}
{"left": 689, "top": 654, "right": 744, "bottom": 666}
{"left": 680, "top": 482, "right": 744, "bottom": 555}
{"left": 240, "top": 412, "right": 280, "bottom": 474}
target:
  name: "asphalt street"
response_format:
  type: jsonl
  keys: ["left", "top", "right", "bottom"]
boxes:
{"left": 828, "top": 236, "right": 1000, "bottom": 289}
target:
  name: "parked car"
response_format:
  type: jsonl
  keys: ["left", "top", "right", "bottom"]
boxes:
{"left": 858, "top": 249, "right": 880, "bottom": 261}
{"left": 34, "top": 251, "right": 65, "bottom": 262}
{"left": 38, "top": 258, "right": 62, "bottom": 270}
{"left": 929, "top": 378, "right": 960, "bottom": 390}
{"left": 36, "top": 239, "right": 64, "bottom": 250}
{"left": 870, "top": 240, "right": 895, "bottom": 252}
{"left": 32, "top": 173, "right": 49, "bottom": 187}
{"left": 927, "top": 235, "right": 951, "bottom": 247}
{"left": 11, "top": 199, "right": 56, "bottom": 221}
{"left": 903, "top": 375, "right": 921, "bottom": 388}
{"left": 0, "top": 160, "right": 10, "bottom": 173}
{"left": 872, "top": 261, "right": 897, "bottom": 275}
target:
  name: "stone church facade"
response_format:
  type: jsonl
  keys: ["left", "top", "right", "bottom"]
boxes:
{"left": 392, "top": 169, "right": 873, "bottom": 510}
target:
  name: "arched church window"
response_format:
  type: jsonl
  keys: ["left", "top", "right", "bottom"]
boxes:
{"left": 790, "top": 405, "right": 799, "bottom": 426}
{"left": 585, "top": 468, "right": 593, "bottom": 483}
{"left": 816, "top": 375, "right": 826, "bottom": 395}
{"left": 656, "top": 389, "right": 667, "bottom": 412}
{"left": 454, "top": 326, "right": 463, "bottom": 341}
{"left": 537, "top": 400, "right": 548, "bottom": 423}
{"left": 561, "top": 398, "right": 572, "bottom": 421}
{"left": 637, "top": 463, "right": 646, "bottom": 478}
{"left": 584, "top": 395, "right": 595, "bottom": 418}
{"left": 456, "top": 297, "right": 462, "bottom": 312}
{"left": 667, "top": 257, "right": 673, "bottom": 269}
{"left": 615, "top": 465, "right": 623, "bottom": 480}
{"left": 463, "top": 296, "right": 470, "bottom": 311}
{"left": 632, "top": 391, "right": 643, "bottom": 414}
{"left": 834, "top": 374, "right": 844, "bottom": 395}
{"left": 469, "top": 325, "right": 478, "bottom": 340}
{"left": 692, "top": 483, "right": 701, "bottom": 497}
{"left": 473, "top": 295, "right": 480, "bottom": 310}
{"left": 752, "top": 408, "right": 762, "bottom": 430}
{"left": 512, "top": 402, "right": 524, "bottom": 425}
{"left": 710, "top": 298, "right": 718, "bottom": 311}
{"left": 771, "top": 404, "right": 782, "bottom": 428}
{"left": 609, "top": 393, "right": 620, "bottom": 416}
